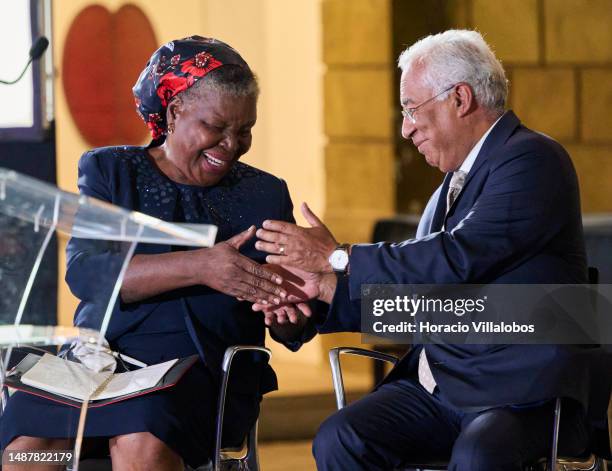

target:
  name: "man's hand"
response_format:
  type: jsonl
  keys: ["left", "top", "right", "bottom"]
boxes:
{"left": 252, "top": 265, "right": 338, "bottom": 325}
{"left": 255, "top": 203, "right": 338, "bottom": 273}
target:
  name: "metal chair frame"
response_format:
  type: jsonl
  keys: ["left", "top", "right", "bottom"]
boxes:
{"left": 329, "top": 347, "right": 609, "bottom": 471}
{"left": 77, "top": 345, "right": 271, "bottom": 471}
{"left": 212, "top": 345, "right": 271, "bottom": 471}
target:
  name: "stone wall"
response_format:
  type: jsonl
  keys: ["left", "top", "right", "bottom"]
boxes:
{"left": 322, "top": 0, "right": 396, "bottom": 244}
{"left": 321, "top": 0, "right": 396, "bottom": 359}
{"left": 323, "top": 0, "right": 612, "bottom": 220}
{"left": 468, "top": 0, "right": 612, "bottom": 213}
{"left": 393, "top": 0, "right": 612, "bottom": 214}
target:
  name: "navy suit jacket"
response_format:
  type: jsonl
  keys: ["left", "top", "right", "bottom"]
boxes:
{"left": 319, "top": 111, "right": 611, "bottom": 445}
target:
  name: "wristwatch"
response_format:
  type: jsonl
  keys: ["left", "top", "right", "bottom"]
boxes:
{"left": 328, "top": 244, "right": 350, "bottom": 273}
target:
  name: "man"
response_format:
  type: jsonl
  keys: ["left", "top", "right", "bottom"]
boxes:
{"left": 255, "top": 30, "right": 611, "bottom": 470}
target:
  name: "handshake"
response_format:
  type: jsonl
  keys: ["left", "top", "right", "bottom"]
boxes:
{"left": 251, "top": 202, "right": 341, "bottom": 327}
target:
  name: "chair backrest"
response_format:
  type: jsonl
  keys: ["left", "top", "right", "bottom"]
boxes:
{"left": 371, "top": 215, "right": 420, "bottom": 243}
{"left": 608, "top": 396, "right": 612, "bottom": 455}
{"left": 214, "top": 345, "right": 271, "bottom": 471}
{"left": 373, "top": 215, "right": 612, "bottom": 284}
{"left": 583, "top": 214, "right": 612, "bottom": 283}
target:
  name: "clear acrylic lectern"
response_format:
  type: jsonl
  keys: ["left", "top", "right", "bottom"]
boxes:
{"left": 0, "top": 167, "right": 217, "bottom": 469}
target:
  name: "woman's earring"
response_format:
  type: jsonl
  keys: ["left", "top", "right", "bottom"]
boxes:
{"left": 167, "top": 123, "right": 175, "bottom": 135}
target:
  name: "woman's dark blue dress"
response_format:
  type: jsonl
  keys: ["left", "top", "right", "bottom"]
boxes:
{"left": 0, "top": 146, "right": 311, "bottom": 467}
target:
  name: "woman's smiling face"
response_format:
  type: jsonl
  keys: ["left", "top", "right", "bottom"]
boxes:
{"left": 159, "top": 87, "right": 257, "bottom": 186}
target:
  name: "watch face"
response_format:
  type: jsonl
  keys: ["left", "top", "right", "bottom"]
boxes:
{"left": 330, "top": 249, "right": 349, "bottom": 270}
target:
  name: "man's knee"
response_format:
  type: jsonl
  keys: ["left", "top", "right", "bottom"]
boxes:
{"left": 450, "top": 432, "right": 519, "bottom": 471}
{"left": 313, "top": 411, "right": 359, "bottom": 463}
{"left": 312, "top": 412, "right": 344, "bottom": 459}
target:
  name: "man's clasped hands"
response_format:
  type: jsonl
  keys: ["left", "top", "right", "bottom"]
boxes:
{"left": 242, "top": 202, "right": 341, "bottom": 326}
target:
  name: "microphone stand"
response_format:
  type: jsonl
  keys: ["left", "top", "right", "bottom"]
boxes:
{"left": 0, "top": 37, "right": 49, "bottom": 85}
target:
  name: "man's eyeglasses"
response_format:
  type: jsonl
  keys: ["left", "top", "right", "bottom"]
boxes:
{"left": 401, "top": 84, "right": 456, "bottom": 124}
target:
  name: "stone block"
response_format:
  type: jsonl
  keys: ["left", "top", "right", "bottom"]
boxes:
{"left": 322, "top": 0, "right": 392, "bottom": 65}
{"left": 325, "top": 69, "right": 394, "bottom": 139}
{"left": 566, "top": 145, "right": 612, "bottom": 212}
{"left": 325, "top": 210, "right": 394, "bottom": 246}
{"left": 446, "top": 0, "right": 472, "bottom": 29}
{"left": 473, "top": 0, "right": 539, "bottom": 64}
{"left": 325, "top": 142, "right": 395, "bottom": 215}
{"left": 581, "top": 69, "right": 612, "bottom": 142}
{"left": 396, "top": 144, "right": 444, "bottom": 214}
{"left": 511, "top": 68, "right": 576, "bottom": 141}
{"left": 545, "top": 0, "right": 612, "bottom": 63}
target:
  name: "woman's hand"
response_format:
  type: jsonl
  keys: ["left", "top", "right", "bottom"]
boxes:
{"left": 261, "top": 303, "right": 311, "bottom": 327}
{"left": 195, "top": 226, "right": 287, "bottom": 305}
{"left": 121, "top": 226, "right": 289, "bottom": 304}
{"left": 251, "top": 264, "right": 323, "bottom": 325}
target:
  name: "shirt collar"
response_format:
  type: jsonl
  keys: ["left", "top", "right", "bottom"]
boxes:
{"left": 458, "top": 114, "right": 504, "bottom": 174}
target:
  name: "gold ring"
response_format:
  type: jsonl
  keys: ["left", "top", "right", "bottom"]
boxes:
{"left": 279, "top": 245, "right": 285, "bottom": 254}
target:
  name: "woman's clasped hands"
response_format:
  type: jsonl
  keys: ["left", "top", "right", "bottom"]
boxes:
{"left": 198, "top": 225, "right": 288, "bottom": 306}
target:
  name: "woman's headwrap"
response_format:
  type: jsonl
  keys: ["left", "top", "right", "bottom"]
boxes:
{"left": 133, "top": 36, "right": 250, "bottom": 140}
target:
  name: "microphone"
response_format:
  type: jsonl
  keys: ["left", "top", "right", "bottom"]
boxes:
{"left": 29, "top": 36, "right": 49, "bottom": 61}
{"left": 0, "top": 36, "right": 49, "bottom": 85}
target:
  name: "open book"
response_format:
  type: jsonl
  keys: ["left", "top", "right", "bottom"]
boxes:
{"left": 8, "top": 353, "right": 197, "bottom": 407}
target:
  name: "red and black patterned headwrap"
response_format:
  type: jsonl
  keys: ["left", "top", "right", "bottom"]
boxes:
{"left": 133, "top": 36, "right": 250, "bottom": 140}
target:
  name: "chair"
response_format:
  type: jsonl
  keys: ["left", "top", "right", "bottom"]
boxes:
{"left": 329, "top": 347, "right": 610, "bottom": 471}
{"left": 210, "top": 345, "right": 271, "bottom": 471}
{"left": 79, "top": 345, "right": 271, "bottom": 471}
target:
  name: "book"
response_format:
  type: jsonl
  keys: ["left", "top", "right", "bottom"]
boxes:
{"left": 7, "top": 353, "right": 198, "bottom": 408}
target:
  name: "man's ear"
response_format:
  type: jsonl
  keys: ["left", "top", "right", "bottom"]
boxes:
{"left": 454, "top": 83, "right": 475, "bottom": 117}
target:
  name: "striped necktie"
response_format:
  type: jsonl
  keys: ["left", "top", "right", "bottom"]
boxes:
{"left": 418, "top": 170, "right": 468, "bottom": 394}
{"left": 446, "top": 170, "right": 467, "bottom": 213}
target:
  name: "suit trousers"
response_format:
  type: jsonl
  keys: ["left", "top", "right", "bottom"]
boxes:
{"left": 313, "top": 377, "right": 589, "bottom": 471}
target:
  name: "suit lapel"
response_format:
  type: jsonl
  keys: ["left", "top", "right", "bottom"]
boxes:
{"left": 433, "top": 111, "right": 522, "bottom": 232}
{"left": 462, "top": 111, "right": 521, "bottom": 189}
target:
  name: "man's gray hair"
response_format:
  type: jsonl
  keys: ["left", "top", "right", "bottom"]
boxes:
{"left": 398, "top": 30, "right": 508, "bottom": 112}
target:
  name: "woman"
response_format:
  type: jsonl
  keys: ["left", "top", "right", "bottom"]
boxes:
{"left": 1, "top": 36, "right": 314, "bottom": 470}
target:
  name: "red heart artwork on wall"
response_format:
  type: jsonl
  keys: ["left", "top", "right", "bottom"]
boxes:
{"left": 62, "top": 4, "right": 157, "bottom": 146}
